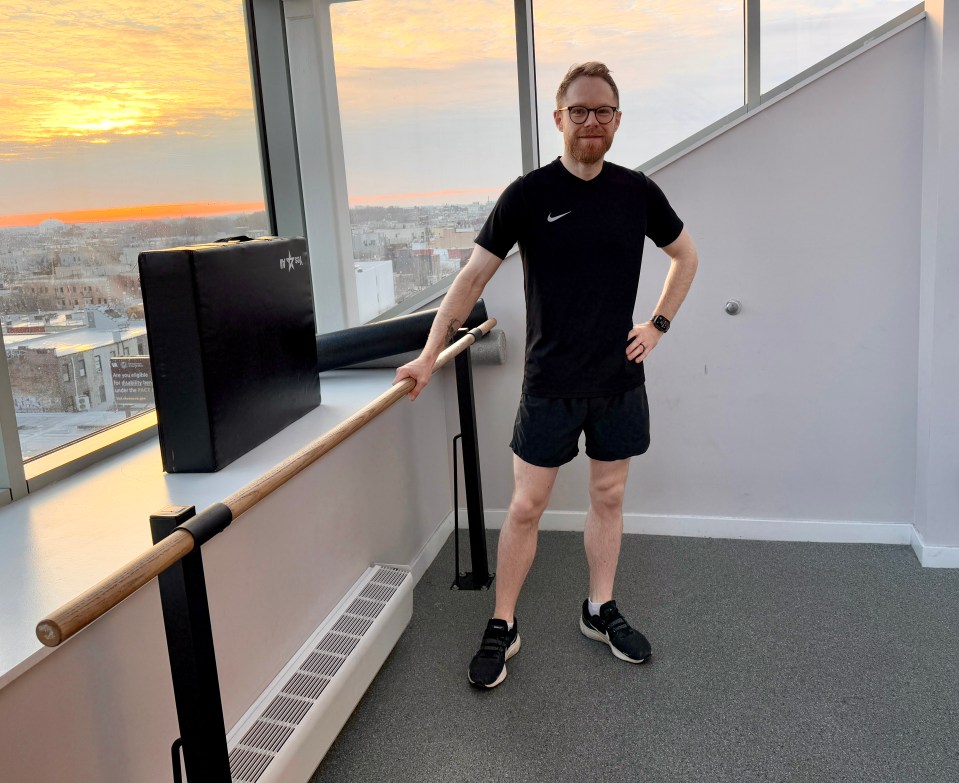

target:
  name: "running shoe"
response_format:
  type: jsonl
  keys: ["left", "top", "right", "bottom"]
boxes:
{"left": 468, "top": 617, "right": 521, "bottom": 688}
{"left": 579, "top": 600, "right": 651, "bottom": 663}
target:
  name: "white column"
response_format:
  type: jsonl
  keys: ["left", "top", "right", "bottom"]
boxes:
{"left": 283, "top": 0, "right": 360, "bottom": 331}
{"left": 916, "top": 0, "right": 959, "bottom": 551}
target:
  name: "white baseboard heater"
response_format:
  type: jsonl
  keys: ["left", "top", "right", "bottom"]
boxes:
{"left": 226, "top": 565, "right": 413, "bottom": 783}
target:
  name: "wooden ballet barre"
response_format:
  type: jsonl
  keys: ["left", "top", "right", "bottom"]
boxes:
{"left": 36, "top": 318, "right": 496, "bottom": 648}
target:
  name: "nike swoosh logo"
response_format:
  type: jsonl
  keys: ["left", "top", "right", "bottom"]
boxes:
{"left": 547, "top": 211, "right": 571, "bottom": 222}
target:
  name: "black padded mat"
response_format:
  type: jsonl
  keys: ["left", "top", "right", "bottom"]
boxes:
{"left": 139, "top": 236, "right": 320, "bottom": 472}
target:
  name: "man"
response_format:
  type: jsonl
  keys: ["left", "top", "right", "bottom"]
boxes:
{"left": 394, "top": 61, "right": 698, "bottom": 689}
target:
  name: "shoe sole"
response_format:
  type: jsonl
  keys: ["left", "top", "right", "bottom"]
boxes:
{"left": 468, "top": 634, "right": 522, "bottom": 689}
{"left": 579, "top": 617, "right": 650, "bottom": 664}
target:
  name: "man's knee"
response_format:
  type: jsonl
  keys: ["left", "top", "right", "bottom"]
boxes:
{"left": 508, "top": 491, "right": 549, "bottom": 527}
{"left": 589, "top": 472, "right": 626, "bottom": 513}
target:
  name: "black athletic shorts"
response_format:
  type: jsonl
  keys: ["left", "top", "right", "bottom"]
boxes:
{"left": 509, "top": 384, "right": 651, "bottom": 468}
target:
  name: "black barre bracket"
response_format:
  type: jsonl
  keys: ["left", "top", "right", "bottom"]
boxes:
{"left": 177, "top": 502, "right": 234, "bottom": 547}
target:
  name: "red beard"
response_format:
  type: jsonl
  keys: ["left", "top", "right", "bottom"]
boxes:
{"left": 567, "top": 132, "right": 612, "bottom": 165}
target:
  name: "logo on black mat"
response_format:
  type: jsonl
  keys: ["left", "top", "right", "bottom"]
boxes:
{"left": 280, "top": 251, "right": 304, "bottom": 271}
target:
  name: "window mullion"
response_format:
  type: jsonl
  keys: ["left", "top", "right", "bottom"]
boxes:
{"left": 247, "top": 0, "right": 307, "bottom": 239}
{"left": 745, "top": 0, "right": 761, "bottom": 109}
{"left": 0, "top": 333, "right": 29, "bottom": 501}
{"left": 515, "top": 0, "right": 540, "bottom": 174}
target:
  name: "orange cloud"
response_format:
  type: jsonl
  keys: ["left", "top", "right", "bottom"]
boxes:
{"left": 0, "top": 201, "right": 266, "bottom": 229}
{"left": 0, "top": 1, "right": 255, "bottom": 156}
{"left": 328, "top": 0, "right": 738, "bottom": 120}
{"left": 330, "top": 0, "right": 516, "bottom": 72}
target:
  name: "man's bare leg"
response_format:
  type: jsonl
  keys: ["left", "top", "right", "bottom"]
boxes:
{"left": 492, "top": 455, "right": 559, "bottom": 623}
{"left": 580, "top": 456, "right": 650, "bottom": 663}
{"left": 583, "top": 457, "right": 630, "bottom": 604}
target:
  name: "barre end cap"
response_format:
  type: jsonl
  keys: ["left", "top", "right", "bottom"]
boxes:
{"left": 36, "top": 620, "right": 63, "bottom": 647}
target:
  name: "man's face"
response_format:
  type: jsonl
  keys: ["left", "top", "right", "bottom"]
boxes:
{"left": 553, "top": 76, "right": 621, "bottom": 165}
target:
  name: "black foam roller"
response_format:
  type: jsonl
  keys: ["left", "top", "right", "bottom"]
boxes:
{"left": 316, "top": 300, "right": 489, "bottom": 372}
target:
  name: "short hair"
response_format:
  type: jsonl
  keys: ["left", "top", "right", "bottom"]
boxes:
{"left": 555, "top": 61, "right": 620, "bottom": 108}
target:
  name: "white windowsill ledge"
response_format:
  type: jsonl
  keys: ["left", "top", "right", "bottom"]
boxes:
{"left": 23, "top": 410, "right": 159, "bottom": 491}
{"left": 0, "top": 369, "right": 397, "bottom": 691}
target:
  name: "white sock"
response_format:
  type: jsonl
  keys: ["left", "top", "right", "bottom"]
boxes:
{"left": 506, "top": 620, "right": 514, "bottom": 631}
{"left": 587, "top": 598, "right": 602, "bottom": 617}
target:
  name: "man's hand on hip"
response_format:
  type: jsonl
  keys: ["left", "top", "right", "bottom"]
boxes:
{"left": 626, "top": 322, "right": 662, "bottom": 364}
{"left": 393, "top": 355, "right": 436, "bottom": 401}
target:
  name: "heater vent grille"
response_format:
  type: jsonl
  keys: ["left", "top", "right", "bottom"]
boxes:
{"left": 359, "top": 582, "right": 396, "bottom": 602}
{"left": 317, "top": 630, "right": 361, "bottom": 657}
{"left": 229, "top": 747, "right": 273, "bottom": 782}
{"left": 281, "top": 671, "right": 330, "bottom": 701}
{"left": 301, "top": 651, "right": 345, "bottom": 679}
{"left": 228, "top": 566, "right": 410, "bottom": 783}
{"left": 333, "top": 614, "right": 373, "bottom": 637}
{"left": 372, "top": 566, "right": 407, "bottom": 587}
{"left": 261, "top": 693, "right": 313, "bottom": 726}
{"left": 346, "top": 596, "right": 386, "bottom": 619}
{"left": 240, "top": 720, "right": 295, "bottom": 754}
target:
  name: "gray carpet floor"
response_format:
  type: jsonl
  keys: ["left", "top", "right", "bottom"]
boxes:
{"left": 311, "top": 532, "right": 959, "bottom": 783}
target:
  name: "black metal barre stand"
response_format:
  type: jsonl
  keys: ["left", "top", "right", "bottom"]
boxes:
{"left": 150, "top": 504, "right": 234, "bottom": 782}
{"left": 149, "top": 328, "right": 493, "bottom": 781}
{"left": 451, "top": 326, "right": 494, "bottom": 590}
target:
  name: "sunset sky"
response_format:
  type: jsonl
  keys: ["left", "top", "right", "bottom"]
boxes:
{"left": 0, "top": 0, "right": 916, "bottom": 224}
{"left": 1, "top": 0, "right": 263, "bottom": 224}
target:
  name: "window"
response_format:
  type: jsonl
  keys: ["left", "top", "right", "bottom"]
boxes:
{"left": 761, "top": 0, "right": 918, "bottom": 93}
{"left": 0, "top": 0, "right": 266, "bottom": 463}
{"left": 534, "top": 0, "right": 744, "bottom": 169}
{"left": 329, "top": 0, "right": 522, "bottom": 320}
{"left": 94, "top": 356, "right": 102, "bottom": 374}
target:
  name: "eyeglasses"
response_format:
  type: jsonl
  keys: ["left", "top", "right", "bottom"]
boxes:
{"left": 558, "top": 105, "right": 619, "bottom": 124}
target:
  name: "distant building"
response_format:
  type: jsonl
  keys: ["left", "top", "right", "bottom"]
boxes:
{"left": 13, "top": 275, "right": 119, "bottom": 309}
{"left": 4, "top": 314, "right": 148, "bottom": 413}
{"left": 354, "top": 260, "right": 396, "bottom": 322}
{"left": 429, "top": 226, "right": 476, "bottom": 251}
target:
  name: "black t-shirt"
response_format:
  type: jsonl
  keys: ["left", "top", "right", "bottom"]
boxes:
{"left": 475, "top": 158, "right": 684, "bottom": 397}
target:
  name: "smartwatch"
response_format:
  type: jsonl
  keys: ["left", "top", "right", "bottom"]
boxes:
{"left": 651, "top": 314, "right": 671, "bottom": 334}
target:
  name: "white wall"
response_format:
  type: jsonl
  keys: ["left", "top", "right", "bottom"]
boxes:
{"left": 0, "top": 374, "right": 453, "bottom": 781}
{"left": 460, "top": 21, "right": 927, "bottom": 536}
{"left": 916, "top": 1, "right": 959, "bottom": 549}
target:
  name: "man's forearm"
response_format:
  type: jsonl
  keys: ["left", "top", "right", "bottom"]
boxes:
{"left": 652, "top": 252, "right": 698, "bottom": 321}
{"left": 417, "top": 243, "right": 503, "bottom": 365}
{"left": 645, "top": 228, "right": 698, "bottom": 324}
{"left": 419, "top": 269, "right": 485, "bottom": 363}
